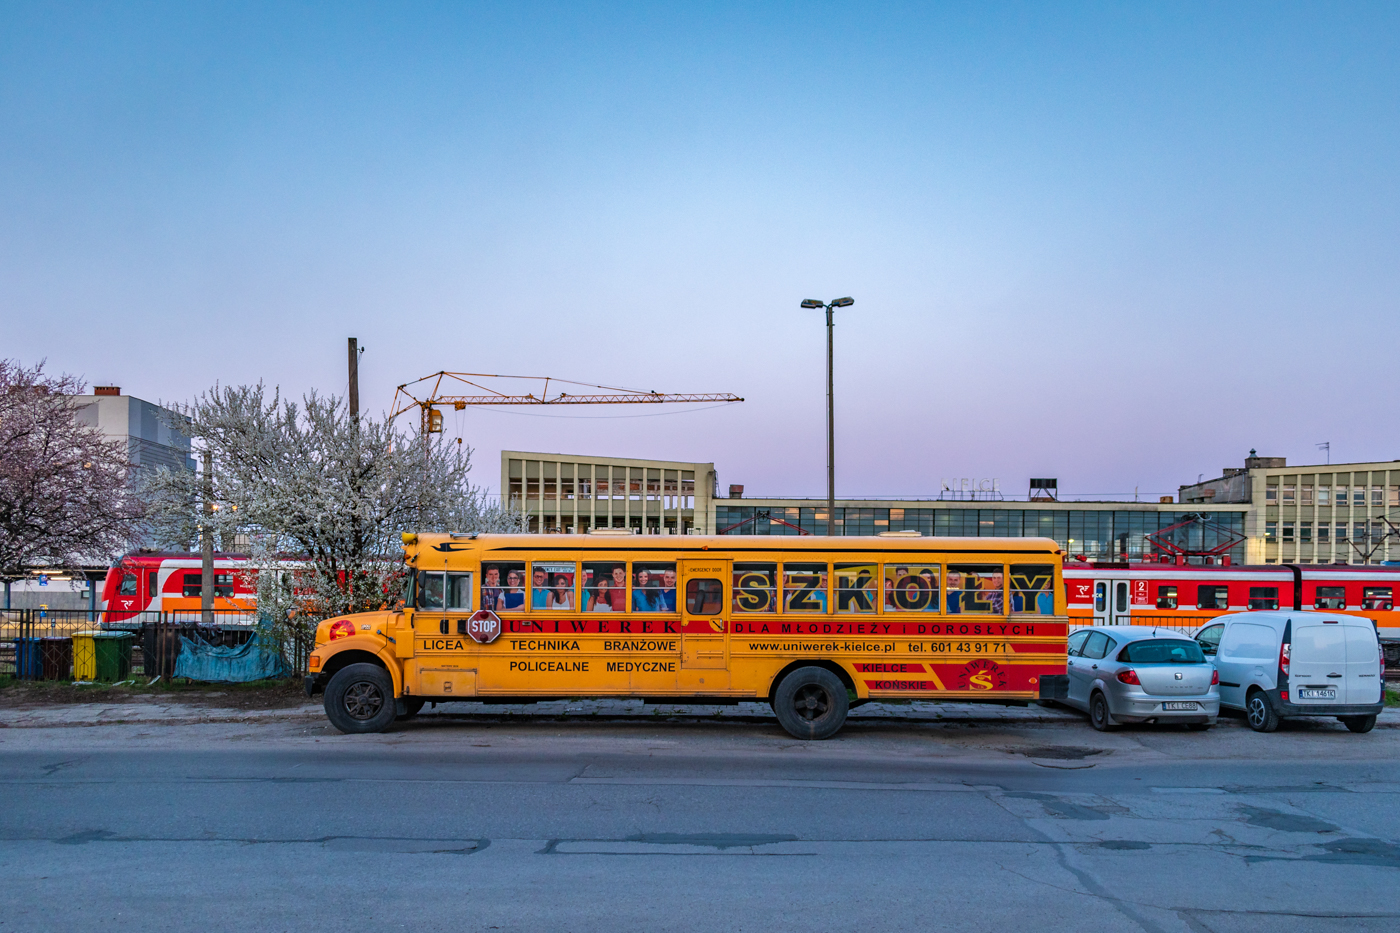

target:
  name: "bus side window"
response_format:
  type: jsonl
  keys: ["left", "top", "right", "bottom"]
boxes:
{"left": 947, "top": 564, "right": 1004, "bottom": 614}
{"left": 446, "top": 573, "right": 473, "bottom": 612}
{"left": 1010, "top": 565, "right": 1054, "bottom": 614}
{"left": 685, "top": 579, "right": 723, "bottom": 615}
{"left": 417, "top": 572, "right": 444, "bottom": 610}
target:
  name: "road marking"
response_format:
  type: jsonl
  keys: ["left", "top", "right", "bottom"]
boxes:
{"left": 568, "top": 777, "right": 988, "bottom": 792}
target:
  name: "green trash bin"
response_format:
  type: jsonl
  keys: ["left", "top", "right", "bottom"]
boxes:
{"left": 73, "top": 631, "right": 135, "bottom": 681}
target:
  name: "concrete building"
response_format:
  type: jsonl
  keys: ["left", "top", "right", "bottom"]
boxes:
{"left": 501, "top": 450, "right": 1247, "bottom": 563}
{"left": 1179, "top": 452, "right": 1400, "bottom": 564}
{"left": 72, "top": 386, "right": 195, "bottom": 477}
{"left": 502, "top": 451, "right": 715, "bottom": 535}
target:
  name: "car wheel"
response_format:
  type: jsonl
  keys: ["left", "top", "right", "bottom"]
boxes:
{"left": 324, "top": 663, "right": 398, "bottom": 734}
{"left": 1245, "top": 689, "right": 1280, "bottom": 733}
{"left": 1089, "top": 692, "right": 1116, "bottom": 731}
{"left": 773, "top": 666, "right": 849, "bottom": 740}
{"left": 397, "top": 697, "right": 426, "bottom": 720}
{"left": 1340, "top": 714, "right": 1377, "bottom": 734}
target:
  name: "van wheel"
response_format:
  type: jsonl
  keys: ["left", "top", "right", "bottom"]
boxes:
{"left": 397, "top": 697, "right": 426, "bottom": 720}
{"left": 1340, "top": 714, "right": 1377, "bottom": 734}
{"left": 774, "top": 667, "right": 849, "bottom": 740}
{"left": 1089, "top": 692, "right": 1116, "bottom": 731}
{"left": 325, "top": 663, "right": 398, "bottom": 734}
{"left": 1246, "top": 689, "right": 1280, "bottom": 733}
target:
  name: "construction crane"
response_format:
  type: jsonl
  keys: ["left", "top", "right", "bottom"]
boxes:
{"left": 391, "top": 371, "right": 744, "bottom": 439}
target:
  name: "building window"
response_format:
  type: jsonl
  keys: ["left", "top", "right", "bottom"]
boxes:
{"left": 1282, "top": 521, "right": 1295, "bottom": 542}
{"left": 1266, "top": 486, "right": 1278, "bottom": 503}
{"left": 1355, "top": 487, "right": 1366, "bottom": 506}
{"left": 1318, "top": 523, "right": 1330, "bottom": 543}
{"left": 1156, "top": 585, "right": 1178, "bottom": 610}
{"left": 1373, "top": 486, "right": 1384, "bottom": 507}
{"left": 1248, "top": 586, "right": 1280, "bottom": 610}
{"left": 1301, "top": 485, "right": 1313, "bottom": 505}
{"left": 1265, "top": 521, "right": 1277, "bottom": 540}
{"left": 1337, "top": 486, "right": 1349, "bottom": 506}
{"left": 1300, "top": 521, "right": 1312, "bottom": 543}
{"left": 1336, "top": 522, "right": 1348, "bottom": 542}
{"left": 1318, "top": 485, "right": 1330, "bottom": 504}
{"left": 1391, "top": 485, "right": 1400, "bottom": 507}
{"left": 1282, "top": 484, "right": 1296, "bottom": 504}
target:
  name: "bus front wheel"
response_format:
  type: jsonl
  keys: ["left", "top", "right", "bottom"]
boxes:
{"left": 773, "top": 667, "right": 849, "bottom": 740}
{"left": 324, "top": 663, "right": 398, "bottom": 734}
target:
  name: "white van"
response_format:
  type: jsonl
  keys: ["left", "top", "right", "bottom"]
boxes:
{"left": 1194, "top": 611, "right": 1384, "bottom": 733}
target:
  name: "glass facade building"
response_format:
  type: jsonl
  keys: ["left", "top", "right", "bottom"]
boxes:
{"left": 715, "top": 504, "right": 1247, "bottom": 564}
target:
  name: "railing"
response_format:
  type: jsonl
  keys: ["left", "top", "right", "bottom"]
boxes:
{"left": 1, "top": 608, "right": 315, "bottom": 681}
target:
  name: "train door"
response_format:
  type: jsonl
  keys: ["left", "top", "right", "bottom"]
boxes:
{"left": 1092, "top": 579, "right": 1131, "bottom": 626}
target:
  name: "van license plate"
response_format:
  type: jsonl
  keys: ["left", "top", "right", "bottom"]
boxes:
{"left": 1297, "top": 688, "right": 1336, "bottom": 700}
{"left": 1162, "top": 702, "right": 1198, "bottom": 710}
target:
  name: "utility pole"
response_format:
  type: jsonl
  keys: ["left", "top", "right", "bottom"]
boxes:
{"left": 348, "top": 337, "right": 360, "bottom": 420}
{"left": 801, "top": 298, "right": 854, "bottom": 535}
{"left": 201, "top": 448, "right": 214, "bottom": 626}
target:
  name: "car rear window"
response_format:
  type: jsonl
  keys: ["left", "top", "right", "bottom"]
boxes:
{"left": 1117, "top": 640, "right": 1205, "bottom": 664}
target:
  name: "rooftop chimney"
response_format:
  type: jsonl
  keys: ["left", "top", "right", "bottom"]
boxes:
{"left": 728, "top": 485, "right": 744, "bottom": 499}
{"left": 94, "top": 386, "right": 121, "bottom": 396}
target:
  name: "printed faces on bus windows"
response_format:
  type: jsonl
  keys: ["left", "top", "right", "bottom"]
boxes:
{"left": 481, "top": 562, "right": 526, "bottom": 612}
{"left": 1009, "top": 564, "right": 1055, "bottom": 614}
{"left": 946, "top": 564, "right": 1003, "bottom": 614}
{"left": 632, "top": 563, "right": 677, "bottom": 612}
{"left": 582, "top": 563, "right": 628, "bottom": 612}
{"left": 531, "top": 563, "right": 575, "bottom": 610}
{"left": 784, "top": 563, "right": 828, "bottom": 613}
{"left": 835, "top": 564, "right": 877, "bottom": 613}
{"left": 733, "top": 563, "right": 777, "bottom": 613}
{"left": 884, "top": 564, "right": 940, "bottom": 612}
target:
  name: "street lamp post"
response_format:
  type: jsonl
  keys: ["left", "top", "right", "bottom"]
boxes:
{"left": 801, "top": 297, "right": 854, "bottom": 536}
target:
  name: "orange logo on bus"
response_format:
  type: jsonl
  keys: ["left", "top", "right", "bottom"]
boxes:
{"left": 959, "top": 659, "right": 1007, "bottom": 690}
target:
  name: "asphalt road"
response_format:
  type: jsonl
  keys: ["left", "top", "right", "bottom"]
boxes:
{"left": 2, "top": 712, "right": 1399, "bottom": 932}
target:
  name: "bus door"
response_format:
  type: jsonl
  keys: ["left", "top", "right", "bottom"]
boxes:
{"left": 1092, "top": 579, "right": 1131, "bottom": 626}
{"left": 679, "top": 559, "right": 730, "bottom": 670}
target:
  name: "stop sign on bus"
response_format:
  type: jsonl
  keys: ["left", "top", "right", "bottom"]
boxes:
{"left": 467, "top": 609, "right": 502, "bottom": 644}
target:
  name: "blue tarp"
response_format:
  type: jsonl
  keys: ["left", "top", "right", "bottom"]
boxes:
{"left": 173, "top": 630, "right": 290, "bottom": 683}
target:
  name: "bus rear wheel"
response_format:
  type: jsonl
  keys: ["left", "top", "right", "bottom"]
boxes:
{"left": 773, "top": 667, "right": 849, "bottom": 740}
{"left": 325, "top": 663, "right": 398, "bottom": 734}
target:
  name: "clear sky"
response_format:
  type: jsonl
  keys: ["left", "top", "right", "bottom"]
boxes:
{"left": 3, "top": 2, "right": 1398, "bottom": 500}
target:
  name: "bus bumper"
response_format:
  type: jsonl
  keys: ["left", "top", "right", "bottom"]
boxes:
{"left": 1038, "top": 675, "right": 1069, "bottom": 701}
{"left": 304, "top": 674, "right": 325, "bottom": 698}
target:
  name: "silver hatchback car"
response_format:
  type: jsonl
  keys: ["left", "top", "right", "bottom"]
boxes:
{"left": 1064, "top": 627, "right": 1220, "bottom": 731}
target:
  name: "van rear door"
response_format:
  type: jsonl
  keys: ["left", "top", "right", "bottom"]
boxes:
{"left": 1343, "top": 621, "right": 1383, "bottom": 706}
{"left": 1290, "top": 619, "right": 1347, "bottom": 706}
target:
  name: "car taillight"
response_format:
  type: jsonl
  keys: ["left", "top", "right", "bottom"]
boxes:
{"left": 1211, "top": 668, "right": 1219, "bottom": 685}
{"left": 329, "top": 619, "right": 355, "bottom": 640}
{"left": 1279, "top": 642, "right": 1290, "bottom": 676}
{"left": 1117, "top": 669, "right": 1141, "bottom": 685}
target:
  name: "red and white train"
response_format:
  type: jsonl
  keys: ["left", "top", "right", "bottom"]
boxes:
{"left": 1064, "top": 561, "right": 1400, "bottom": 661}
{"left": 99, "top": 552, "right": 255, "bottom": 621}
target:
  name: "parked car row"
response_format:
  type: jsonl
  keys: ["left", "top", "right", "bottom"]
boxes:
{"left": 1055, "top": 610, "right": 1386, "bottom": 734}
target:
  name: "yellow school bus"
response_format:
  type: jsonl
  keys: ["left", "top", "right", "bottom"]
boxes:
{"left": 305, "top": 532, "right": 1068, "bottom": 739}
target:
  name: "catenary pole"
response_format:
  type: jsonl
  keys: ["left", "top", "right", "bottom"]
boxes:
{"left": 201, "top": 448, "right": 214, "bottom": 626}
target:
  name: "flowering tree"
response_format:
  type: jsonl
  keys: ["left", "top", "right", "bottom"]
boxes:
{"left": 143, "top": 383, "right": 521, "bottom": 626}
{"left": 0, "top": 360, "right": 146, "bottom": 575}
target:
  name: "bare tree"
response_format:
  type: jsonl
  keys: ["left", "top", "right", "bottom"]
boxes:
{"left": 0, "top": 360, "right": 146, "bottom": 575}
{"left": 144, "top": 383, "right": 521, "bottom": 623}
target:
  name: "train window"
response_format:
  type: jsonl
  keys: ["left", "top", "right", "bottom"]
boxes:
{"left": 147, "top": 571, "right": 158, "bottom": 596}
{"left": 1197, "top": 585, "right": 1228, "bottom": 610}
{"left": 1248, "top": 586, "right": 1279, "bottom": 611}
{"left": 1363, "top": 587, "right": 1393, "bottom": 611}
{"left": 1156, "top": 585, "right": 1178, "bottom": 610}
{"left": 119, "top": 574, "right": 138, "bottom": 596}
{"left": 1315, "top": 586, "right": 1346, "bottom": 610}
{"left": 183, "top": 572, "right": 233, "bottom": 598}
{"left": 1094, "top": 582, "right": 1106, "bottom": 612}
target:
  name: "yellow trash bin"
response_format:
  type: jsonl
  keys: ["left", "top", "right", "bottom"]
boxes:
{"left": 72, "top": 631, "right": 100, "bottom": 681}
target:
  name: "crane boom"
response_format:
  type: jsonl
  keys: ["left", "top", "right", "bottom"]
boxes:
{"left": 391, "top": 370, "right": 743, "bottom": 435}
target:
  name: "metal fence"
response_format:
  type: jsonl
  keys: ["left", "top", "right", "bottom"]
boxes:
{"left": 1, "top": 608, "right": 316, "bottom": 681}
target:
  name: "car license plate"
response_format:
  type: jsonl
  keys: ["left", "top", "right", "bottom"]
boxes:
{"left": 1297, "top": 688, "right": 1336, "bottom": 700}
{"left": 1162, "top": 702, "right": 1198, "bottom": 711}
